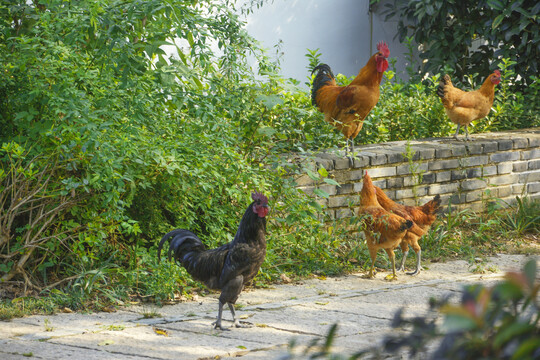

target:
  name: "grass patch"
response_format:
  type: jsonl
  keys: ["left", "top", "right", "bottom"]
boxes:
{"left": 1, "top": 197, "right": 538, "bottom": 321}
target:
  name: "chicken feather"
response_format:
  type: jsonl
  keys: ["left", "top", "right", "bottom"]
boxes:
{"left": 158, "top": 192, "right": 269, "bottom": 330}
{"left": 358, "top": 171, "right": 412, "bottom": 280}
{"left": 438, "top": 70, "right": 501, "bottom": 140}
{"left": 311, "top": 42, "right": 390, "bottom": 160}
{"left": 375, "top": 187, "right": 441, "bottom": 276}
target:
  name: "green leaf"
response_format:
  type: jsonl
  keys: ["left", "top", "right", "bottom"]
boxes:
{"left": 306, "top": 169, "right": 320, "bottom": 181}
{"left": 313, "top": 188, "right": 330, "bottom": 198}
{"left": 512, "top": 337, "right": 540, "bottom": 360}
{"left": 487, "top": 0, "right": 505, "bottom": 11}
{"left": 323, "top": 178, "right": 340, "bottom": 186}
{"left": 494, "top": 322, "right": 534, "bottom": 348}
{"left": 257, "top": 126, "right": 277, "bottom": 137}
{"left": 492, "top": 14, "right": 504, "bottom": 29}
{"left": 317, "top": 167, "right": 329, "bottom": 177}
{"left": 442, "top": 314, "right": 477, "bottom": 332}
{"left": 256, "top": 94, "right": 283, "bottom": 109}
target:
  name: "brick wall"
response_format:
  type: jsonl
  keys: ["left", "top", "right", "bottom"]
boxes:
{"left": 296, "top": 129, "right": 540, "bottom": 219}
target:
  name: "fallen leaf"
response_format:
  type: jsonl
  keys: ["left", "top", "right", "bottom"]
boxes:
{"left": 153, "top": 327, "right": 169, "bottom": 337}
{"left": 315, "top": 301, "right": 329, "bottom": 306}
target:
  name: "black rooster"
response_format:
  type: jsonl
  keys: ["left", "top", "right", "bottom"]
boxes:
{"left": 158, "top": 191, "right": 270, "bottom": 330}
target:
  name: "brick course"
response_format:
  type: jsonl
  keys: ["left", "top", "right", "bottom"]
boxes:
{"left": 297, "top": 129, "right": 540, "bottom": 218}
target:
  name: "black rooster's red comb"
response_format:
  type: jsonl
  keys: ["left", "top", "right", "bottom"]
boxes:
{"left": 377, "top": 41, "right": 390, "bottom": 58}
{"left": 252, "top": 191, "right": 268, "bottom": 204}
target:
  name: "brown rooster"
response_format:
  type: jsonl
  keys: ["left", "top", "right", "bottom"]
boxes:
{"left": 358, "top": 171, "right": 413, "bottom": 280}
{"left": 375, "top": 187, "right": 441, "bottom": 276}
{"left": 437, "top": 70, "right": 501, "bottom": 140}
{"left": 311, "top": 42, "right": 390, "bottom": 159}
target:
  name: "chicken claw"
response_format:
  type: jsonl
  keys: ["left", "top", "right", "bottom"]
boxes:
{"left": 212, "top": 321, "right": 229, "bottom": 331}
{"left": 233, "top": 320, "right": 253, "bottom": 328}
{"left": 384, "top": 273, "right": 398, "bottom": 281}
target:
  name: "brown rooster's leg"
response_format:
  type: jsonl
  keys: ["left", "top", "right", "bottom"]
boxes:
{"left": 464, "top": 126, "right": 470, "bottom": 141}
{"left": 363, "top": 247, "right": 378, "bottom": 279}
{"left": 407, "top": 249, "right": 423, "bottom": 276}
{"left": 453, "top": 124, "right": 461, "bottom": 140}
{"left": 397, "top": 249, "right": 409, "bottom": 272}
{"left": 384, "top": 249, "right": 398, "bottom": 281}
{"left": 228, "top": 303, "right": 252, "bottom": 328}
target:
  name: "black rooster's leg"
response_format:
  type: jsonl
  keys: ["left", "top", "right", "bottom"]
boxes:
{"left": 407, "top": 249, "right": 423, "bottom": 276}
{"left": 397, "top": 249, "right": 409, "bottom": 272}
{"left": 228, "top": 303, "right": 252, "bottom": 328}
{"left": 213, "top": 301, "right": 228, "bottom": 331}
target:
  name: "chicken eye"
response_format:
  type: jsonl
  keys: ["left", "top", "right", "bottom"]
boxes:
{"left": 346, "top": 109, "right": 356, "bottom": 114}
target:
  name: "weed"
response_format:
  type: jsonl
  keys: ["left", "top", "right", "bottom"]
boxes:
{"left": 403, "top": 141, "right": 425, "bottom": 204}
{"left": 141, "top": 310, "right": 161, "bottom": 319}
{"left": 44, "top": 318, "right": 54, "bottom": 332}
{"left": 103, "top": 324, "right": 125, "bottom": 331}
{"left": 494, "top": 196, "right": 540, "bottom": 236}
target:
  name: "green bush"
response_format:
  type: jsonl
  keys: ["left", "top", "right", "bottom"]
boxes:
{"left": 0, "top": 0, "right": 348, "bottom": 305}
{"left": 377, "top": 0, "right": 540, "bottom": 89}
{"left": 1, "top": 0, "right": 539, "bottom": 314}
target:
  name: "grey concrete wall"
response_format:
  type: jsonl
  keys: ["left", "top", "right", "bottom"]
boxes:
{"left": 244, "top": 0, "right": 416, "bottom": 84}
{"left": 296, "top": 130, "right": 540, "bottom": 218}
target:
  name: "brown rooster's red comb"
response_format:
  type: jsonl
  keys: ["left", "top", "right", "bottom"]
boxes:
{"left": 494, "top": 69, "right": 501, "bottom": 77}
{"left": 251, "top": 191, "right": 268, "bottom": 204}
{"left": 377, "top": 41, "right": 390, "bottom": 58}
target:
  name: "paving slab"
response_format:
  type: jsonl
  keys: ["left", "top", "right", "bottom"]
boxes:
{"left": 0, "top": 254, "right": 537, "bottom": 360}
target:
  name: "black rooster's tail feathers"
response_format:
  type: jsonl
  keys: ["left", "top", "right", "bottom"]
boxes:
{"left": 158, "top": 229, "right": 205, "bottom": 264}
{"left": 311, "top": 63, "right": 335, "bottom": 106}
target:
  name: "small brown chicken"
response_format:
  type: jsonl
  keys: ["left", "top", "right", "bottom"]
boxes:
{"left": 437, "top": 70, "right": 501, "bottom": 140}
{"left": 358, "top": 171, "right": 413, "bottom": 280}
{"left": 375, "top": 187, "right": 441, "bottom": 276}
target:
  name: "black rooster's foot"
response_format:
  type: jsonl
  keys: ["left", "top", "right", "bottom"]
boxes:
{"left": 233, "top": 320, "right": 253, "bottom": 328}
{"left": 212, "top": 321, "right": 230, "bottom": 331}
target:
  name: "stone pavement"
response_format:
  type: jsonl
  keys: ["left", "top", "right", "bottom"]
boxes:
{"left": 1, "top": 254, "right": 537, "bottom": 359}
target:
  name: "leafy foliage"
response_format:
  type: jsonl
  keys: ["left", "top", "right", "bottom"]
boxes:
{"left": 0, "top": 0, "right": 347, "bottom": 302}
{"left": 0, "top": 0, "right": 539, "bottom": 316}
{"left": 383, "top": 260, "right": 540, "bottom": 359}
{"left": 376, "top": 0, "right": 540, "bottom": 89}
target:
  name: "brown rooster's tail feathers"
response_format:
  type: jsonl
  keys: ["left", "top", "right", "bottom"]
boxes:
{"left": 157, "top": 229, "right": 205, "bottom": 264}
{"left": 311, "top": 64, "right": 335, "bottom": 106}
{"left": 437, "top": 74, "right": 452, "bottom": 99}
{"left": 401, "top": 220, "right": 414, "bottom": 231}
